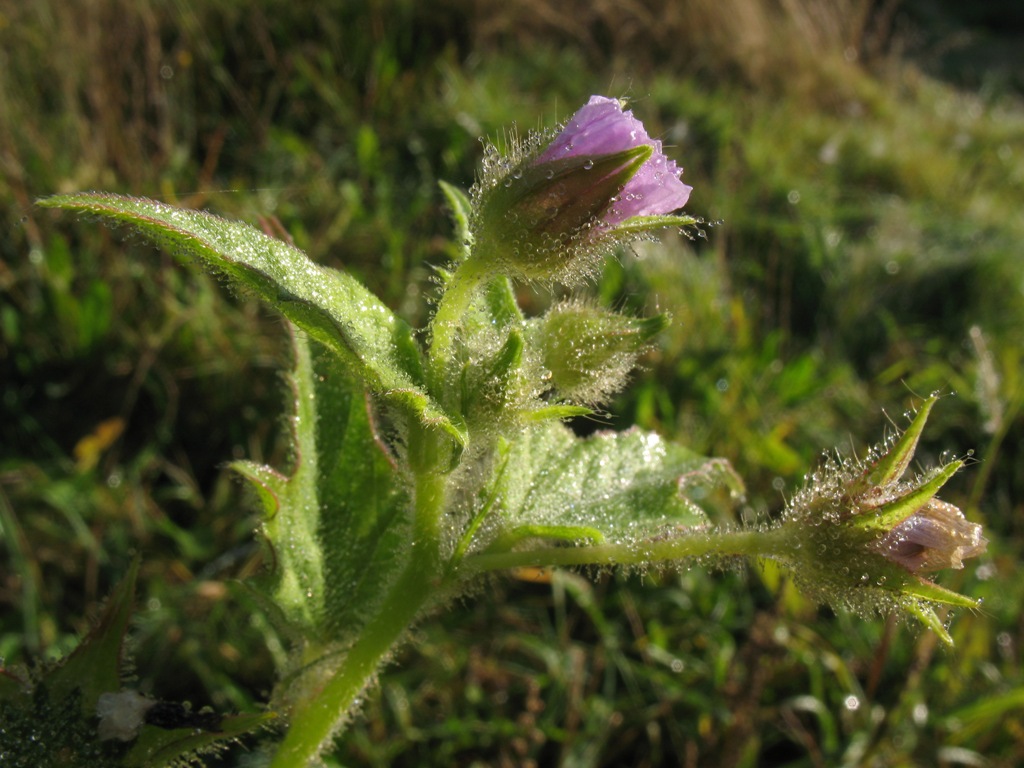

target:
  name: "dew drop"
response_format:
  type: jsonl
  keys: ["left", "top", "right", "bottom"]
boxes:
{"left": 583, "top": 159, "right": 594, "bottom": 170}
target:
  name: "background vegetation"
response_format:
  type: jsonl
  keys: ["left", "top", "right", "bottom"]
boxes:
{"left": 2, "top": 0, "right": 1022, "bottom": 765}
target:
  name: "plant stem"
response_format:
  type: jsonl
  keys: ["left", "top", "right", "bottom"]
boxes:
{"left": 269, "top": 471, "right": 447, "bottom": 768}
{"left": 458, "top": 524, "right": 796, "bottom": 576}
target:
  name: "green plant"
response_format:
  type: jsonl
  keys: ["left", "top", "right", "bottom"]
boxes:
{"left": 5, "top": 95, "right": 986, "bottom": 767}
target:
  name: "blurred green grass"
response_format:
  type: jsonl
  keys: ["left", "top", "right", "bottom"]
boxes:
{"left": 2, "top": 0, "right": 1022, "bottom": 765}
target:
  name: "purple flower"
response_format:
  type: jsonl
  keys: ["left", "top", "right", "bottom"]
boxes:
{"left": 875, "top": 498, "right": 987, "bottom": 573}
{"left": 471, "top": 96, "right": 694, "bottom": 281}
{"left": 535, "top": 96, "right": 692, "bottom": 225}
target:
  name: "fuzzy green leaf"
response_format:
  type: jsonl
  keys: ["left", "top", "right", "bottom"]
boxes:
{"left": 852, "top": 460, "right": 963, "bottom": 533}
{"left": 38, "top": 192, "right": 465, "bottom": 450}
{"left": 0, "top": 669, "right": 24, "bottom": 701}
{"left": 526, "top": 404, "right": 594, "bottom": 421}
{"left": 475, "top": 422, "right": 735, "bottom": 554}
{"left": 904, "top": 602, "right": 954, "bottom": 647}
{"left": 483, "top": 276, "right": 524, "bottom": 329}
{"left": 900, "top": 576, "right": 982, "bottom": 609}
{"left": 233, "top": 330, "right": 411, "bottom": 640}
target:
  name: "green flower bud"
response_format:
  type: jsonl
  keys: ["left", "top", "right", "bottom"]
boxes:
{"left": 535, "top": 301, "right": 669, "bottom": 405}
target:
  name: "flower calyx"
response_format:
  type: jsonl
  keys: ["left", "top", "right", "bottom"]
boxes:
{"left": 774, "top": 395, "right": 986, "bottom": 644}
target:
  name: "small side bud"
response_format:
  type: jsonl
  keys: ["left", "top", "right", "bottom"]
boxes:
{"left": 534, "top": 301, "right": 668, "bottom": 405}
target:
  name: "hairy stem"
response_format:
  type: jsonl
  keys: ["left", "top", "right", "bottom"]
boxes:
{"left": 269, "top": 472, "right": 447, "bottom": 768}
{"left": 458, "top": 524, "right": 796, "bottom": 576}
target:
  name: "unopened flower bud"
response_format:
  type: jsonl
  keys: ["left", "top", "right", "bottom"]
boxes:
{"left": 472, "top": 96, "right": 693, "bottom": 282}
{"left": 535, "top": 301, "right": 668, "bottom": 405}
{"left": 534, "top": 96, "right": 692, "bottom": 227}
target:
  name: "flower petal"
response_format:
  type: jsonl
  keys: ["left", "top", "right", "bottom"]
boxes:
{"left": 536, "top": 96, "right": 691, "bottom": 224}
{"left": 876, "top": 499, "right": 987, "bottom": 572}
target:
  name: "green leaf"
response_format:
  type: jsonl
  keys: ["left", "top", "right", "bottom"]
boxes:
{"left": 476, "top": 422, "right": 732, "bottom": 553}
{"left": 526, "top": 404, "right": 593, "bottom": 422}
{"left": 38, "top": 192, "right": 465, "bottom": 450}
{"left": 0, "top": 669, "right": 25, "bottom": 702}
{"left": 125, "top": 711, "right": 275, "bottom": 768}
{"left": 48, "top": 557, "right": 139, "bottom": 714}
{"left": 899, "top": 575, "right": 982, "bottom": 609}
{"left": 904, "top": 602, "right": 954, "bottom": 647}
{"left": 483, "top": 276, "right": 523, "bottom": 328}
{"left": 460, "top": 326, "right": 524, "bottom": 421}
{"left": 493, "top": 523, "right": 606, "bottom": 548}
{"left": 233, "top": 329, "right": 412, "bottom": 640}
